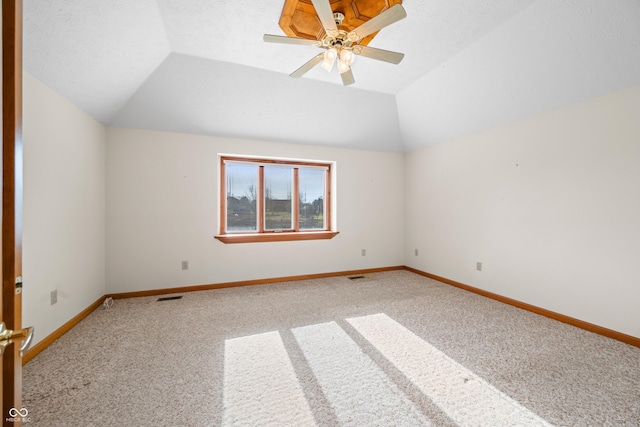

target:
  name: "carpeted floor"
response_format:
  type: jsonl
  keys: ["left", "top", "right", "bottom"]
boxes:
{"left": 23, "top": 270, "right": 640, "bottom": 426}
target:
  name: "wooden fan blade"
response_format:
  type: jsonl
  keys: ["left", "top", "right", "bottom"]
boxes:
{"left": 340, "top": 67, "right": 355, "bottom": 86}
{"left": 311, "top": 0, "right": 338, "bottom": 33}
{"left": 290, "top": 53, "right": 325, "bottom": 78}
{"left": 348, "top": 4, "right": 407, "bottom": 41}
{"left": 356, "top": 46, "right": 404, "bottom": 64}
{"left": 263, "top": 34, "right": 319, "bottom": 46}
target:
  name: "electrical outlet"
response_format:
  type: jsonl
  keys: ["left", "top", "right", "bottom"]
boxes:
{"left": 361, "top": 249, "right": 366, "bottom": 256}
{"left": 181, "top": 260, "right": 189, "bottom": 270}
{"left": 414, "top": 249, "right": 419, "bottom": 256}
{"left": 51, "top": 289, "right": 58, "bottom": 305}
{"left": 476, "top": 262, "right": 483, "bottom": 271}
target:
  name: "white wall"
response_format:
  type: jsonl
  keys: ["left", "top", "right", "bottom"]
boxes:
{"left": 405, "top": 85, "right": 640, "bottom": 337}
{"left": 23, "top": 73, "right": 107, "bottom": 346}
{"left": 106, "top": 128, "right": 405, "bottom": 293}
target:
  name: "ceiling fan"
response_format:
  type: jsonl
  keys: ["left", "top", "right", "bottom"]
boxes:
{"left": 264, "top": 0, "right": 407, "bottom": 86}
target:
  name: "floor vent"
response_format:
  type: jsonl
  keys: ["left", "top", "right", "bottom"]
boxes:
{"left": 348, "top": 275, "right": 366, "bottom": 280}
{"left": 157, "top": 295, "right": 183, "bottom": 302}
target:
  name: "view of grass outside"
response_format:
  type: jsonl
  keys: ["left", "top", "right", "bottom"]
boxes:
{"left": 225, "top": 162, "right": 326, "bottom": 232}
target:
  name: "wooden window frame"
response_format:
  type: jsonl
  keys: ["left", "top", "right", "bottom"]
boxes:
{"left": 215, "top": 156, "right": 338, "bottom": 244}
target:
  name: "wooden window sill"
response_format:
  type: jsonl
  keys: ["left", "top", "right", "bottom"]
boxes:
{"left": 215, "top": 231, "right": 339, "bottom": 244}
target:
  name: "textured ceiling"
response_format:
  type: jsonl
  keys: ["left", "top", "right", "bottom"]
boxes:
{"left": 23, "top": 0, "right": 640, "bottom": 152}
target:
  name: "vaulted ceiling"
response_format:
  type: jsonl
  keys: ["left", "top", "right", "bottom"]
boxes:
{"left": 24, "top": 0, "right": 640, "bottom": 152}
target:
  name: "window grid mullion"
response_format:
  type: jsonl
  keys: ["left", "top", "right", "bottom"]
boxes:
{"left": 293, "top": 168, "right": 300, "bottom": 232}
{"left": 258, "top": 165, "right": 265, "bottom": 233}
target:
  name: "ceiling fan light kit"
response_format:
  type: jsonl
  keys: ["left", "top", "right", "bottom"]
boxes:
{"left": 336, "top": 57, "right": 350, "bottom": 73}
{"left": 322, "top": 48, "right": 338, "bottom": 71}
{"left": 264, "top": 0, "right": 407, "bottom": 86}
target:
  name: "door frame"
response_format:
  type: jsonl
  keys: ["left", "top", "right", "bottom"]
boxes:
{"left": 2, "top": 0, "right": 23, "bottom": 424}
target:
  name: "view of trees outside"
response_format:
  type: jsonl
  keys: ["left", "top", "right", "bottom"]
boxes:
{"left": 298, "top": 168, "right": 325, "bottom": 230}
{"left": 226, "top": 162, "right": 325, "bottom": 232}
{"left": 264, "top": 166, "right": 293, "bottom": 230}
{"left": 226, "top": 163, "right": 257, "bottom": 231}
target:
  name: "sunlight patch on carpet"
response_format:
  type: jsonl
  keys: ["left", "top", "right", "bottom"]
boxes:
{"left": 347, "top": 313, "right": 553, "bottom": 427}
{"left": 292, "top": 321, "right": 431, "bottom": 426}
{"left": 222, "top": 331, "right": 316, "bottom": 426}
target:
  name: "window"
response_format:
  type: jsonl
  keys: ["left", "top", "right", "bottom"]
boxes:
{"left": 215, "top": 156, "right": 338, "bottom": 243}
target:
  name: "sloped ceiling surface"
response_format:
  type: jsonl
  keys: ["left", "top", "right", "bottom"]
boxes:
{"left": 112, "top": 53, "right": 403, "bottom": 152}
{"left": 24, "top": 0, "right": 171, "bottom": 122}
{"left": 23, "top": 0, "right": 640, "bottom": 152}
{"left": 398, "top": 0, "right": 640, "bottom": 151}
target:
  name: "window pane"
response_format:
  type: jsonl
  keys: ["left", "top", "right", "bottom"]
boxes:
{"left": 226, "top": 163, "right": 258, "bottom": 232}
{"left": 264, "top": 166, "right": 293, "bottom": 230}
{"left": 299, "top": 168, "right": 325, "bottom": 230}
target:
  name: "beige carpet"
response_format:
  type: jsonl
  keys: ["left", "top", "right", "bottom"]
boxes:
{"left": 23, "top": 270, "right": 640, "bottom": 426}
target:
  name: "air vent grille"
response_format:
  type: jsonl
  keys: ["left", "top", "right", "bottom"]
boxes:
{"left": 157, "top": 296, "right": 183, "bottom": 302}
